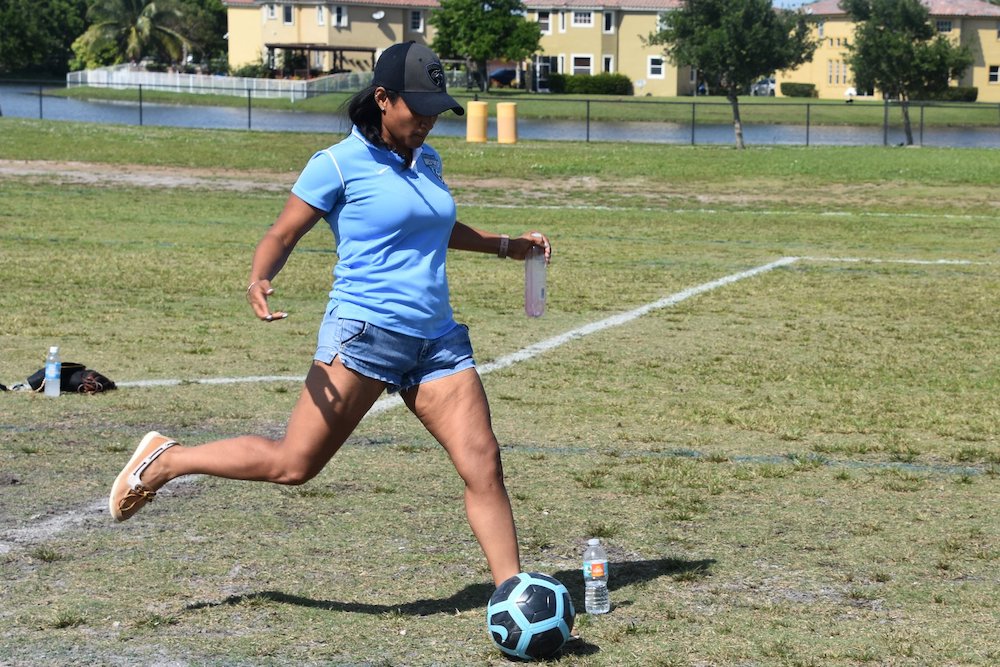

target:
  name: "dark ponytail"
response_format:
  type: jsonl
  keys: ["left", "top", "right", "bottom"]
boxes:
{"left": 345, "top": 85, "right": 399, "bottom": 148}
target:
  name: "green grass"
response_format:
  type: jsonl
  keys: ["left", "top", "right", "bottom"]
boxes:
{"left": 49, "top": 83, "right": 1000, "bottom": 127}
{"left": 0, "top": 119, "right": 997, "bottom": 665}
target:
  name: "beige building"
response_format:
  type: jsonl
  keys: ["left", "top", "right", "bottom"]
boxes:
{"left": 225, "top": 0, "right": 1000, "bottom": 102}
{"left": 225, "top": 0, "right": 440, "bottom": 74}
{"left": 521, "top": 0, "right": 692, "bottom": 96}
{"left": 779, "top": 0, "right": 1000, "bottom": 103}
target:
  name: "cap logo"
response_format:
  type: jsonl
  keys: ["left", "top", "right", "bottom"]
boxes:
{"left": 426, "top": 63, "right": 445, "bottom": 90}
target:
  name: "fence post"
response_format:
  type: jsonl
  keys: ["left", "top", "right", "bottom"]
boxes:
{"left": 883, "top": 100, "right": 889, "bottom": 147}
{"left": 690, "top": 102, "right": 696, "bottom": 145}
{"left": 806, "top": 103, "right": 811, "bottom": 147}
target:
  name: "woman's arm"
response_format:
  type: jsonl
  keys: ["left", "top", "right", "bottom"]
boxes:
{"left": 449, "top": 221, "right": 552, "bottom": 262}
{"left": 246, "top": 194, "right": 327, "bottom": 322}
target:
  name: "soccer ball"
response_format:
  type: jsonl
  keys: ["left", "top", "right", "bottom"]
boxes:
{"left": 486, "top": 572, "right": 575, "bottom": 661}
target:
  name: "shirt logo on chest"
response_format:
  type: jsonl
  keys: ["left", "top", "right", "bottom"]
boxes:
{"left": 422, "top": 154, "right": 443, "bottom": 181}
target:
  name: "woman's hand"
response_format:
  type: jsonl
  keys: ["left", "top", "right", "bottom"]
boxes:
{"left": 508, "top": 231, "right": 552, "bottom": 263}
{"left": 246, "top": 279, "right": 288, "bottom": 322}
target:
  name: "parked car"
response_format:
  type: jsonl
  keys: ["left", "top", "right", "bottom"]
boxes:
{"left": 489, "top": 68, "right": 517, "bottom": 87}
{"left": 751, "top": 77, "right": 775, "bottom": 96}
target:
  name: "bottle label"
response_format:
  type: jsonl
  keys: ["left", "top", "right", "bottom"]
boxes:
{"left": 45, "top": 363, "right": 61, "bottom": 380}
{"left": 584, "top": 560, "right": 607, "bottom": 578}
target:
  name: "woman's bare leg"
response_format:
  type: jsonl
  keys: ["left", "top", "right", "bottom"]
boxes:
{"left": 137, "top": 359, "right": 386, "bottom": 489}
{"left": 402, "top": 368, "right": 521, "bottom": 586}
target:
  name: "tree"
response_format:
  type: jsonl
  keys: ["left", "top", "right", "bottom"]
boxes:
{"left": 430, "top": 0, "right": 541, "bottom": 91}
{"left": 0, "top": 0, "right": 88, "bottom": 74}
{"left": 175, "top": 0, "right": 227, "bottom": 68}
{"left": 843, "top": 0, "right": 973, "bottom": 145}
{"left": 72, "top": 0, "right": 191, "bottom": 69}
{"left": 648, "top": 0, "right": 816, "bottom": 149}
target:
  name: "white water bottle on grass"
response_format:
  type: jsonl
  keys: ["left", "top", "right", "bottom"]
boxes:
{"left": 583, "top": 538, "right": 610, "bottom": 614}
{"left": 44, "top": 346, "right": 61, "bottom": 397}
{"left": 524, "top": 243, "right": 546, "bottom": 317}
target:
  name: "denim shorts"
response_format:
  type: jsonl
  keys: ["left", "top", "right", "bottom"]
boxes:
{"left": 315, "top": 308, "right": 476, "bottom": 393}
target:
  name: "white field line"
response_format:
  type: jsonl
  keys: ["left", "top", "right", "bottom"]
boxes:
{"left": 0, "top": 257, "right": 796, "bottom": 552}
{"left": 472, "top": 202, "right": 997, "bottom": 223}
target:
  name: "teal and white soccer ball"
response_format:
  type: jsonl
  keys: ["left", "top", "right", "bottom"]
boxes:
{"left": 486, "top": 572, "right": 575, "bottom": 661}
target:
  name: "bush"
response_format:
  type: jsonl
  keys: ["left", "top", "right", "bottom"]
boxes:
{"left": 546, "top": 73, "right": 632, "bottom": 95}
{"left": 780, "top": 82, "right": 816, "bottom": 98}
{"left": 917, "top": 86, "right": 978, "bottom": 103}
{"left": 546, "top": 73, "right": 567, "bottom": 94}
{"left": 231, "top": 60, "right": 269, "bottom": 78}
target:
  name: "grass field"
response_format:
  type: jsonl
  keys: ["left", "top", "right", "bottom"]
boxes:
{"left": 0, "top": 118, "right": 998, "bottom": 666}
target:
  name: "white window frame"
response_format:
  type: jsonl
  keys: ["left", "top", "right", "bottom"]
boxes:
{"left": 936, "top": 20, "right": 952, "bottom": 33}
{"left": 282, "top": 4, "right": 294, "bottom": 25}
{"left": 571, "top": 54, "right": 593, "bottom": 75}
{"left": 559, "top": 11, "right": 566, "bottom": 33}
{"left": 603, "top": 11, "right": 615, "bottom": 34}
{"left": 409, "top": 10, "right": 424, "bottom": 33}
{"left": 817, "top": 20, "right": 824, "bottom": 38}
{"left": 647, "top": 55, "right": 664, "bottom": 79}
{"left": 989, "top": 65, "right": 999, "bottom": 83}
{"left": 537, "top": 11, "right": 551, "bottom": 34}
{"left": 603, "top": 55, "right": 613, "bottom": 73}
{"left": 334, "top": 5, "right": 348, "bottom": 28}
{"left": 572, "top": 11, "right": 593, "bottom": 27}
{"left": 558, "top": 54, "right": 565, "bottom": 74}
{"left": 317, "top": 5, "right": 325, "bottom": 25}
{"left": 266, "top": 4, "right": 276, "bottom": 20}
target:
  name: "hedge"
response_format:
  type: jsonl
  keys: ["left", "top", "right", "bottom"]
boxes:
{"left": 547, "top": 73, "right": 633, "bottom": 96}
{"left": 780, "top": 82, "right": 817, "bottom": 98}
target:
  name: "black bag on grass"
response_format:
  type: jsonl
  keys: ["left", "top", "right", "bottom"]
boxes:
{"left": 26, "top": 362, "right": 117, "bottom": 394}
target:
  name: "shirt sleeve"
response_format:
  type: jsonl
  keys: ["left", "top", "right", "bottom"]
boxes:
{"left": 291, "top": 149, "right": 346, "bottom": 213}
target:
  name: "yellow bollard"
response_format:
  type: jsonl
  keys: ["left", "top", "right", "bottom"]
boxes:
{"left": 466, "top": 100, "right": 488, "bottom": 143}
{"left": 497, "top": 102, "right": 518, "bottom": 144}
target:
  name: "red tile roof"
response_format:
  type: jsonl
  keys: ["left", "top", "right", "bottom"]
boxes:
{"left": 224, "top": 0, "right": 439, "bottom": 7}
{"left": 524, "top": 0, "right": 681, "bottom": 8}
{"left": 802, "top": 0, "right": 1000, "bottom": 17}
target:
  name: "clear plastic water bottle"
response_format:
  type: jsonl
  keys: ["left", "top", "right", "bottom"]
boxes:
{"left": 44, "top": 346, "right": 61, "bottom": 397}
{"left": 524, "top": 243, "right": 546, "bottom": 317}
{"left": 583, "top": 538, "right": 610, "bottom": 614}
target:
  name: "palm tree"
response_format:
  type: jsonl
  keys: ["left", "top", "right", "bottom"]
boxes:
{"left": 78, "top": 0, "right": 189, "bottom": 65}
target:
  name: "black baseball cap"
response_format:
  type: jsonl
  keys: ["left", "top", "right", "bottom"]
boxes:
{"left": 373, "top": 42, "right": 464, "bottom": 116}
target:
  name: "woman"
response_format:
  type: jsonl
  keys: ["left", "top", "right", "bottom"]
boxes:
{"left": 109, "top": 42, "right": 551, "bottom": 588}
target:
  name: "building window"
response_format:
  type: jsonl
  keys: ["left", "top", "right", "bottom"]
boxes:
{"left": 936, "top": 20, "right": 952, "bottom": 32}
{"left": 572, "top": 55, "right": 593, "bottom": 75}
{"left": 603, "top": 11, "right": 614, "bottom": 33}
{"left": 282, "top": 4, "right": 293, "bottom": 25}
{"left": 603, "top": 55, "right": 613, "bottom": 73}
{"left": 559, "top": 12, "right": 566, "bottom": 32}
{"left": 572, "top": 11, "right": 592, "bottom": 27}
{"left": 334, "top": 6, "right": 348, "bottom": 27}
{"left": 648, "top": 56, "right": 664, "bottom": 79}
{"left": 817, "top": 20, "right": 824, "bottom": 38}
{"left": 317, "top": 5, "right": 325, "bottom": 25}
{"left": 266, "top": 3, "right": 276, "bottom": 19}
{"left": 990, "top": 65, "right": 999, "bottom": 83}
{"left": 409, "top": 10, "right": 424, "bottom": 33}
{"left": 538, "top": 11, "right": 550, "bottom": 34}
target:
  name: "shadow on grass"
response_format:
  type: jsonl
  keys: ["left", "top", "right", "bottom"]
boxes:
{"left": 184, "top": 556, "right": 714, "bottom": 618}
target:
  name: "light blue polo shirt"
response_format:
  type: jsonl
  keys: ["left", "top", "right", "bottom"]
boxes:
{"left": 292, "top": 127, "right": 457, "bottom": 339}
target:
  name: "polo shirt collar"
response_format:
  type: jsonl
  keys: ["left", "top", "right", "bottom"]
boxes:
{"left": 352, "top": 125, "right": 423, "bottom": 171}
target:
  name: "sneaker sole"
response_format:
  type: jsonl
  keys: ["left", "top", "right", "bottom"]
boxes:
{"left": 108, "top": 430, "right": 164, "bottom": 521}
